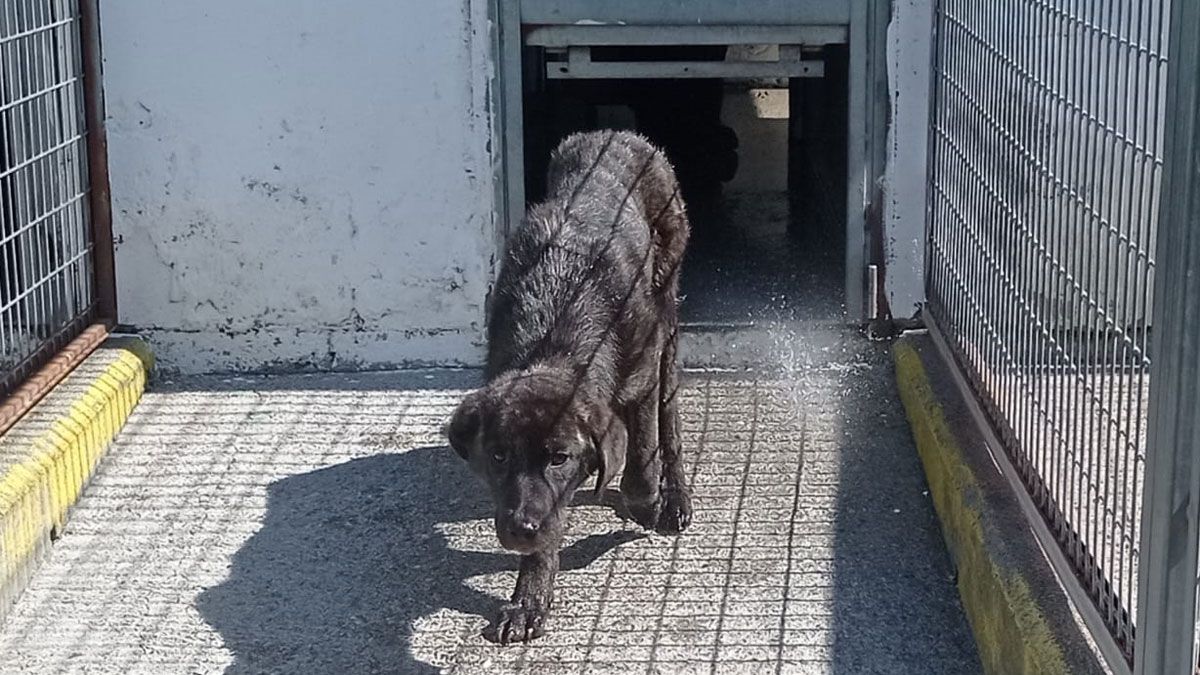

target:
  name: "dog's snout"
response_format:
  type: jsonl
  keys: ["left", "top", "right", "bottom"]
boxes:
{"left": 510, "top": 517, "right": 540, "bottom": 539}
{"left": 495, "top": 508, "right": 551, "bottom": 552}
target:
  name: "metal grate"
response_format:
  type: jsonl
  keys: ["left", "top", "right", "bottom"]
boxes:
{"left": 0, "top": 0, "right": 98, "bottom": 399}
{"left": 925, "top": 0, "right": 1168, "bottom": 664}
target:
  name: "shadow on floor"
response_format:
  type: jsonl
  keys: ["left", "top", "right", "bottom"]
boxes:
{"left": 196, "top": 447, "right": 640, "bottom": 674}
{"left": 829, "top": 340, "right": 982, "bottom": 673}
{"left": 194, "top": 184, "right": 979, "bottom": 673}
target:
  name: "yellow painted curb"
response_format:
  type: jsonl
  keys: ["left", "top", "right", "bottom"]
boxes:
{"left": 0, "top": 337, "right": 152, "bottom": 622}
{"left": 894, "top": 339, "right": 1069, "bottom": 675}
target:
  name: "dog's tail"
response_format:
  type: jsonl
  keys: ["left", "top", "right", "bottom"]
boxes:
{"left": 639, "top": 146, "right": 691, "bottom": 297}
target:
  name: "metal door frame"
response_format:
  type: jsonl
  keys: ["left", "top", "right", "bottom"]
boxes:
{"left": 487, "top": 0, "right": 888, "bottom": 323}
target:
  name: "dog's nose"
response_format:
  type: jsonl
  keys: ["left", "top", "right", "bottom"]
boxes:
{"left": 510, "top": 518, "right": 540, "bottom": 539}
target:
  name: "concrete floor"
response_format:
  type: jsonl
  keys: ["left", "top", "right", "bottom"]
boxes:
{"left": 0, "top": 193, "right": 980, "bottom": 674}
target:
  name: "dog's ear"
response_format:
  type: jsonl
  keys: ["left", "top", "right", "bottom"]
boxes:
{"left": 447, "top": 390, "right": 487, "bottom": 460}
{"left": 589, "top": 406, "right": 627, "bottom": 495}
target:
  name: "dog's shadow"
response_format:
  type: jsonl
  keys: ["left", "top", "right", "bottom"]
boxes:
{"left": 196, "top": 446, "right": 641, "bottom": 674}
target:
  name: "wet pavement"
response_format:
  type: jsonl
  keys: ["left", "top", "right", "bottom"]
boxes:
{"left": 0, "top": 193, "right": 980, "bottom": 673}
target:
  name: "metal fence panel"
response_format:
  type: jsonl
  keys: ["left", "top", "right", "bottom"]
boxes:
{"left": 926, "top": 0, "right": 1169, "bottom": 663}
{"left": 0, "top": 0, "right": 99, "bottom": 399}
{"left": 1134, "top": 2, "right": 1200, "bottom": 673}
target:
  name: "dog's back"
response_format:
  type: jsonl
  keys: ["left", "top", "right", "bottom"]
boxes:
{"left": 486, "top": 131, "right": 688, "bottom": 385}
{"left": 450, "top": 132, "right": 694, "bottom": 646}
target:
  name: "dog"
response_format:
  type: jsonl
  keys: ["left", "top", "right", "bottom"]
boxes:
{"left": 447, "top": 130, "right": 693, "bottom": 644}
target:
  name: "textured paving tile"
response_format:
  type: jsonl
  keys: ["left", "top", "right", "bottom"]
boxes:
{"left": 0, "top": 333, "right": 980, "bottom": 674}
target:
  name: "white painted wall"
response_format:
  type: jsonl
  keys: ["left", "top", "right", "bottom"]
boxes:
{"left": 101, "top": 1, "right": 937, "bottom": 374}
{"left": 882, "top": 0, "right": 933, "bottom": 320}
{"left": 102, "top": 1, "right": 497, "bottom": 373}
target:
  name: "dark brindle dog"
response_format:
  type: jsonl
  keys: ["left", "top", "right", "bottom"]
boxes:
{"left": 447, "top": 130, "right": 693, "bottom": 643}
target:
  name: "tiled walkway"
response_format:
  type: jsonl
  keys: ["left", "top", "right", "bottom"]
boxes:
{"left": 0, "top": 328, "right": 979, "bottom": 673}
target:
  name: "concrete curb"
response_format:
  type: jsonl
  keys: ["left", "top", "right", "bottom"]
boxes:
{"left": 893, "top": 333, "right": 1107, "bottom": 675}
{"left": 0, "top": 337, "right": 153, "bottom": 623}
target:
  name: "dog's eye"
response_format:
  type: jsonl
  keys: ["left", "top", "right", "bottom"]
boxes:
{"left": 549, "top": 452, "right": 570, "bottom": 467}
{"left": 491, "top": 450, "right": 506, "bottom": 463}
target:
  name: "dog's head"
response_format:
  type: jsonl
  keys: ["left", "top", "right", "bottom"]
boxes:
{"left": 446, "top": 367, "right": 626, "bottom": 554}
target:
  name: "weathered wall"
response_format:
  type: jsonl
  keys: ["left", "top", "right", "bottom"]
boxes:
{"left": 101, "top": 1, "right": 935, "bottom": 373}
{"left": 102, "top": 1, "right": 497, "bottom": 373}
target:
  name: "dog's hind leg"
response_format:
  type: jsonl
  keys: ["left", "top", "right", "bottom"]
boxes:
{"left": 654, "top": 314, "right": 693, "bottom": 534}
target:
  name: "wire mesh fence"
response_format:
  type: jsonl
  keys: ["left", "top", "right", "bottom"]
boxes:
{"left": 0, "top": 0, "right": 101, "bottom": 400}
{"left": 925, "top": 0, "right": 1169, "bottom": 664}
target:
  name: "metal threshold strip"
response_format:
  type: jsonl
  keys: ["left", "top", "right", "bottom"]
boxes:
{"left": 524, "top": 24, "right": 848, "bottom": 47}
{"left": 544, "top": 45, "right": 824, "bottom": 80}
{"left": 526, "top": 24, "right": 843, "bottom": 81}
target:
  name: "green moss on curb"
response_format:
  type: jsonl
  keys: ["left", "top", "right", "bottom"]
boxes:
{"left": 894, "top": 341, "right": 1068, "bottom": 675}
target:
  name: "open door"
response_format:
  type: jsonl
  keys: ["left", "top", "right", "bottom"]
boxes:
{"left": 490, "top": 0, "right": 887, "bottom": 323}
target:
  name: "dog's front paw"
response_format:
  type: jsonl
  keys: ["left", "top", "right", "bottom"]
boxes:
{"left": 655, "top": 487, "right": 693, "bottom": 534}
{"left": 484, "top": 598, "right": 549, "bottom": 645}
{"left": 624, "top": 496, "right": 661, "bottom": 531}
